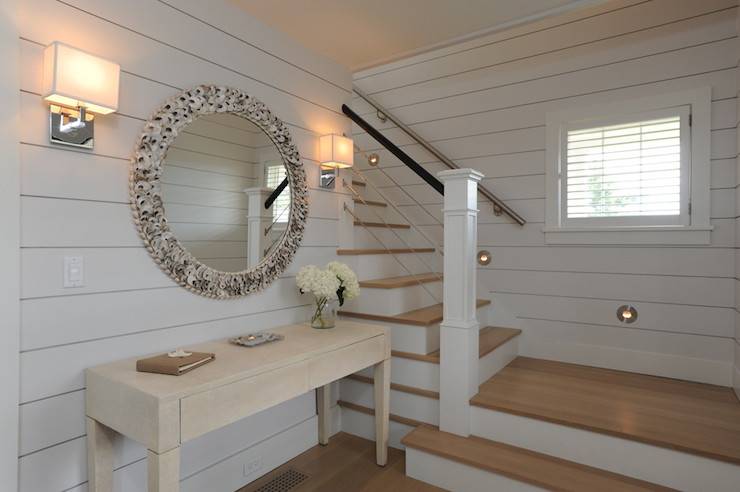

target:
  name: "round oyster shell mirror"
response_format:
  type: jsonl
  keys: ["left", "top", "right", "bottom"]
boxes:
{"left": 130, "top": 85, "right": 308, "bottom": 298}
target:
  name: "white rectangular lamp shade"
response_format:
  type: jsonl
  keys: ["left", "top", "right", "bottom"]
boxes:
{"left": 42, "top": 42, "right": 120, "bottom": 115}
{"left": 319, "top": 134, "right": 354, "bottom": 168}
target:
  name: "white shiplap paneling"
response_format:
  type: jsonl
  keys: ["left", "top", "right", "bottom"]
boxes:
{"left": 15, "top": 0, "right": 351, "bottom": 491}
{"left": 351, "top": 0, "right": 738, "bottom": 385}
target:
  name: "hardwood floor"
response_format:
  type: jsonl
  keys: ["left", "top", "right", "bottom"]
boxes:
{"left": 237, "top": 432, "right": 443, "bottom": 492}
{"left": 471, "top": 357, "right": 740, "bottom": 464}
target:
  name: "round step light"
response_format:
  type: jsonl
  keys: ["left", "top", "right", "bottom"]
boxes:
{"left": 477, "top": 250, "right": 492, "bottom": 266}
{"left": 617, "top": 305, "right": 637, "bottom": 323}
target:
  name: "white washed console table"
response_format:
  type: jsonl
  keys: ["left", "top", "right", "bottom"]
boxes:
{"left": 85, "top": 321, "right": 391, "bottom": 492}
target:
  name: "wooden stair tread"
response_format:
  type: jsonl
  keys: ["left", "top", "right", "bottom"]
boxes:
{"left": 415, "top": 326, "right": 521, "bottom": 363}
{"left": 351, "top": 180, "right": 366, "bottom": 187}
{"left": 337, "top": 247, "right": 435, "bottom": 256}
{"left": 402, "top": 425, "right": 674, "bottom": 492}
{"left": 353, "top": 220, "right": 411, "bottom": 229}
{"left": 353, "top": 198, "right": 387, "bottom": 207}
{"left": 359, "top": 273, "right": 442, "bottom": 289}
{"left": 340, "top": 299, "right": 490, "bottom": 326}
{"left": 345, "top": 374, "right": 439, "bottom": 400}
{"left": 337, "top": 400, "right": 426, "bottom": 428}
{"left": 471, "top": 357, "right": 740, "bottom": 465}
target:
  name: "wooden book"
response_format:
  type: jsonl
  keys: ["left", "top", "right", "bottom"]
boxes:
{"left": 136, "top": 351, "right": 215, "bottom": 376}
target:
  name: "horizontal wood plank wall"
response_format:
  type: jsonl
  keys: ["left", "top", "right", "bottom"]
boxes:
{"left": 350, "top": 0, "right": 738, "bottom": 386}
{"left": 16, "top": 0, "right": 351, "bottom": 490}
{"left": 734, "top": 0, "right": 740, "bottom": 401}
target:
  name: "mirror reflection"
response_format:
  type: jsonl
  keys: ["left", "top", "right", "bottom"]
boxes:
{"left": 161, "top": 113, "right": 289, "bottom": 272}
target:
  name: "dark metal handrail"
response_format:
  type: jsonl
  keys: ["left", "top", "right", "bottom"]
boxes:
{"left": 264, "top": 177, "right": 289, "bottom": 209}
{"left": 342, "top": 104, "right": 444, "bottom": 196}
{"left": 352, "top": 87, "right": 526, "bottom": 226}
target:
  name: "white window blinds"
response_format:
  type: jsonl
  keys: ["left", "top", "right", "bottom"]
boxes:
{"left": 565, "top": 113, "right": 686, "bottom": 220}
{"left": 265, "top": 164, "right": 290, "bottom": 223}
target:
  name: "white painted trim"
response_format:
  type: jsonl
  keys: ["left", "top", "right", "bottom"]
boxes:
{"left": 0, "top": 1, "right": 20, "bottom": 489}
{"left": 471, "top": 407, "right": 740, "bottom": 491}
{"left": 352, "top": 0, "right": 611, "bottom": 73}
{"left": 544, "top": 87, "right": 713, "bottom": 245}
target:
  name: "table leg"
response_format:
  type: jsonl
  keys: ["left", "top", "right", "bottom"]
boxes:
{"left": 147, "top": 447, "right": 180, "bottom": 492}
{"left": 87, "top": 417, "right": 116, "bottom": 492}
{"left": 373, "top": 358, "right": 390, "bottom": 466}
{"left": 317, "top": 384, "right": 332, "bottom": 445}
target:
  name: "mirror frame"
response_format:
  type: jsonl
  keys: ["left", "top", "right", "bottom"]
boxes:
{"left": 130, "top": 85, "right": 308, "bottom": 299}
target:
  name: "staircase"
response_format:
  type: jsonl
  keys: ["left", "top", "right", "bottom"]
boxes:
{"left": 336, "top": 170, "right": 740, "bottom": 492}
{"left": 336, "top": 172, "right": 520, "bottom": 443}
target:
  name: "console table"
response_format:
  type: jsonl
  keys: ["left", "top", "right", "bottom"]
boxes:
{"left": 85, "top": 320, "right": 391, "bottom": 492}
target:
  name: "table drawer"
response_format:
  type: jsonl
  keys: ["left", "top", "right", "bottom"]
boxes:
{"left": 180, "top": 362, "right": 309, "bottom": 441}
{"left": 308, "top": 335, "right": 387, "bottom": 389}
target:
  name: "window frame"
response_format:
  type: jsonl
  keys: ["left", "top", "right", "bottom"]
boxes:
{"left": 544, "top": 88, "right": 712, "bottom": 245}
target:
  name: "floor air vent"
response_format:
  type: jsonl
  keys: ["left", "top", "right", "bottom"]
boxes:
{"left": 253, "top": 469, "right": 309, "bottom": 492}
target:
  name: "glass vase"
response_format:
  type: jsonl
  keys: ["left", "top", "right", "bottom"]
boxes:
{"left": 311, "top": 297, "right": 337, "bottom": 329}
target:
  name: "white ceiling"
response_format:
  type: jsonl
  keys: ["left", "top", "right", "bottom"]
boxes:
{"left": 230, "top": 0, "right": 590, "bottom": 71}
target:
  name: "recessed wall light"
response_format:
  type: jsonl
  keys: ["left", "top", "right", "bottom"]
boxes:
{"left": 367, "top": 153, "right": 380, "bottom": 166}
{"left": 617, "top": 305, "right": 637, "bottom": 323}
{"left": 477, "top": 250, "right": 491, "bottom": 266}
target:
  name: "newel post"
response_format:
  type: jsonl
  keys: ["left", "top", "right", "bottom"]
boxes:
{"left": 437, "top": 168, "right": 483, "bottom": 436}
{"left": 244, "top": 187, "right": 273, "bottom": 267}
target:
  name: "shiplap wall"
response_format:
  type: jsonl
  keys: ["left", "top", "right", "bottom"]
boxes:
{"left": 350, "top": 0, "right": 738, "bottom": 386}
{"left": 15, "top": 0, "right": 351, "bottom": 490}
{"left": 734, "top": 0, "right": 740, "bottom": 399}
{"left": 162, "top": 116, "right": 261, "bottom": 272}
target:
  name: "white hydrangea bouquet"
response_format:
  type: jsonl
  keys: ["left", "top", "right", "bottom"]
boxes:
{"left": 296, "top": 262, "right": 360, "bottom": 329}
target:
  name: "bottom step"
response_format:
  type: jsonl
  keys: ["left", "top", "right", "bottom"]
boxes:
{"left": 402, "top": 425, "right": 672, "bottom": 492}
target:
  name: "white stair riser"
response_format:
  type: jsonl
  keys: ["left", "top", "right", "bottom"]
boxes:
{"left": 354, "top": 253, "right": 441, "bottom": 279}
{"left": 351, "top": 202, "right": 405, "bottom": 223}
{"left": 479, "top": 336, "right": 518, "bottom": 385}
{"left": 357, "top": 357, "right": 440, "bottom": 393}
{"left": 405, "top": 448, "right": 544, "bottom": 492}
{"left": 353, "top": 227, "right": 434, "bottom": 250}
{"left": 337, "top": 317, "right": 439, "bottom": 354}
{"left": 339, "top": 378, "right": 439, "bottom": 425}
{"left": 471, "top": 408, "right": 740, "bottom": 492}
{"left": 339, "top": 406, "right": 414, "bottom": 450}
{"left": 346, "top": 282, "right": 443, "bottom": 316}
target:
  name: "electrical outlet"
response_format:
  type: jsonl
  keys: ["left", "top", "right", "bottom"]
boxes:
{"left": 243, "top": 457, "right": 263, "bottom": 477}
{"left": 63, "top": 256, "right": 84, "bottom": 288}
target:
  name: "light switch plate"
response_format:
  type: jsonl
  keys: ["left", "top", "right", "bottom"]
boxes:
{"left": 63, "top": 256, "right": 84, "bottom": 288}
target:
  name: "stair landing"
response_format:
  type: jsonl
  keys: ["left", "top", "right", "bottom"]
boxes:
{"left": 471, "top": 357, "right": 740, "bottom": 465}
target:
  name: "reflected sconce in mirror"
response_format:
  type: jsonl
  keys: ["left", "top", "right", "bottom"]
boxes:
{"left": 319, "top": 133, "right": 354, "bottom": 189}
{"left": 617, "top": 305, "right": 638, "bottom": 323}
{"left": 42, "top": 42, "right": 120, "bottom": 149}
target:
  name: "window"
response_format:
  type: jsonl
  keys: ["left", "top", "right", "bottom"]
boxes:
{"left": 544, "top": 88, "right": 711, "bottom": 245}
{"left": 563, "top": 108, "right": 689, "bottom": 227}
{"left": 265, "top": 164, "right": 290, "bottom": 223}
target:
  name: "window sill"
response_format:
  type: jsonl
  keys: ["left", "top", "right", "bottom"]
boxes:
{"left": 542, "top": 225, "right": 713, "bottom": 245}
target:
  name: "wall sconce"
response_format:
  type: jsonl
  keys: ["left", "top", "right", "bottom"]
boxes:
{"left": 320, "top": 134, "right": 354, "bottom": 169}
{"left": 477, "top": 250, "right": 492, "bottom": 266}
{"left": 617, "top": 305, "right": 638, "bottom": 323}
{"left": 42, "top": 42, "right": 120, "bottom": 149}
{"left": 319, "top": 134, "right": 353, "bottom": 190}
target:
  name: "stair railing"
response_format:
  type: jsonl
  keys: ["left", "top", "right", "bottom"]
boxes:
{"left": 353, "top": 144, "right": 444, "bottom": 230}
{"left": 343, "top": 177, "right": 442, "bottom": 279}
{"left": 350, "top": 87, "right": 526, "bottom": 226}
{"left": 346, "top": 169, "right": 444, "bottom": 254}
{"left": 342, "top": 203, "right": 442, "bottom": 304}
